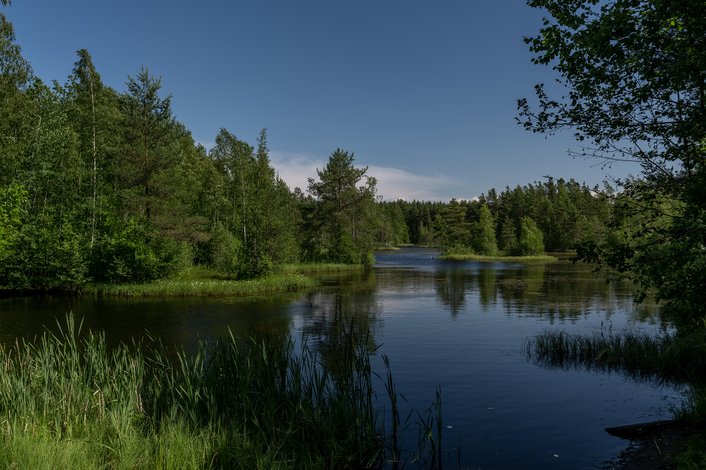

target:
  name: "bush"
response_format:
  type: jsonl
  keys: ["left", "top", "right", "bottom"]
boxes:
{"left": 208, "top": 222, "right": 240, "bottom": 277}
{"left": 153, "top": 237, "right": 194, "bottom": 279}
{"left": 90, "top": 217, "right": 162, "bottom": 283}
{"left": 0, "top": 213, "right": 87, "bottom": 291}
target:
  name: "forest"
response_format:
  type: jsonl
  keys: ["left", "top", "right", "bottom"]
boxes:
{"left": 0, "top": 9, "right": 619, "bottom": 294}
{"left": 2, "top": 0, "right": 706, "bottom": 467}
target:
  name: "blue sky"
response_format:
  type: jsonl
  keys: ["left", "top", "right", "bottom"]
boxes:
{"left": 6, "top": 0, "right": 637, "bottom": 200}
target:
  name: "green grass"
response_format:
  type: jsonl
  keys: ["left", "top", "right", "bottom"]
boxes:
{"left": 83, "top": 265, "right": 369, "bottom": 298}
{"left": 84, "top": 271, "right": 315, "bottom": 298}
{"left": 674, "top": 434, "right": 706, "bottom": 469}
{"left": 0, "top": 315, "right": 438, "bottom": 469}
{"left": 441, "top": 253, "right": 558, "bottom": 263}
{"left": 526, "top": 330, "right": 706, "bottom": 384}
{"left": 374, "top": 245, "right": 401, "bottom": 251}
{"left": 281, "top": 263, "right": 365, "bottom": 274}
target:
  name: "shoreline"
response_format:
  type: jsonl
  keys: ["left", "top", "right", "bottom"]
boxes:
{"left": 2, "top": 264, "right": 366, "bottom": 299}
{"left": 609, "top": 423, "right": 697, "bottom": 469}
{"left": 440, "top": 253, "right": 559, "bottom": 263}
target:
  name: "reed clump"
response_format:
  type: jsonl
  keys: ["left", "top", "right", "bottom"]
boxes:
{"left": 527, "top": 330, "right": 706, "bottom": 385}
{"left": 0, "top": 315, "right": 434, "bottom": 469}
{"left": 528, "top": 329, "right": 706, "bottom": 468}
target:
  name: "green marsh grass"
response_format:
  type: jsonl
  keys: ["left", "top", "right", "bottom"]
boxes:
{"left": 441, "top": 253, "right": 558, "bottom": 263}
{"left": 281, "top": 263, "right": 365, "bottom": 274}
{"left": 526, "top": 330, "right": 706, "bottom": 385}
{"left": 0, "top": 315, "right": 439, "bottom": 469}
{"left": 86, "top": 272, "right": 314, "bottom": 298}
{"left": 374, "top": 245, "right": 401, "bottom": 252}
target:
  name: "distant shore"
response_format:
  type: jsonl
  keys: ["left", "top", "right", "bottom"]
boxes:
{"left": 440, "top": 253, "right": 558, "bottom": 263}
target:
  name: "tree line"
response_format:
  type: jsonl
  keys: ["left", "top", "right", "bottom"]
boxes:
{"left": 0, "top": 9, "right": 386, "bottom": 291}
{"left": 0, "top": 6, "right": 618, "bottom": 293}
{"left": 376, "top": 177, "right": 614, "bottom": 256}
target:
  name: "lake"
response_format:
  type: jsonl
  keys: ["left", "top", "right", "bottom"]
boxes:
{"left": 0, "top": 247, "right": 682, "bottom": 469}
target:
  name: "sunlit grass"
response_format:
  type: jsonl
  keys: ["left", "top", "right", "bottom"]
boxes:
{"left": 442, "top": 253, "right": 558, "bottom": 263}
{"left": 0, "top": 315, "right": 439, "bottom": 469}
{"left": 85, "top": 272, "right": 315, "bottom": 298}
{"left": 374, "top": 244, "right": 401, "bottom": 251}
{"left": 281, "top": 263, "right": 365, "bottom": 274}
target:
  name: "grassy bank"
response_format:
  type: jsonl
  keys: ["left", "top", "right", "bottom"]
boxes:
{"left": 527, "top": 330, "right": 706, "bottom": 468}
{"left": 441, "top": 253, "right": 558, "bottom": 263}
{"left": 282, "top": 263, "right": 365, "bottom": 274}
{"left": 374, "top": 245, "right": 401, "bottom": 252}
{"left": 85, "top": 272, "right": 315, "bottom": 298}
{"left": 0, "top": 316, "right": 440, "bottom": 469}
{"left": 81, "top": 263, "right": 371, "bottom": 298}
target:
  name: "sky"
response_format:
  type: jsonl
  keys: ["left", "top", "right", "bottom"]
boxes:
{"left": 5, "top": 0, "right": 639, "bottom": 200}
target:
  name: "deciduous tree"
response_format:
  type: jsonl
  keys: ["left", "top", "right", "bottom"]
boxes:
{"left": 520, "top": 0, "right": 706, "bottom": 328}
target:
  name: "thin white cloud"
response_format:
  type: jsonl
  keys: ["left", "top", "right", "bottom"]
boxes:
{"left": 269, "top": 151, "right": 455, "bottom": 201}
{"left": 367, "top": 166, "right": 455, "bottom": 201}
{"left": 269, "top": 151, "right": 323, "bottom": 193}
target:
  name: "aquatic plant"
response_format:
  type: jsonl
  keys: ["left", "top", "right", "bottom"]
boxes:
{"left": 527, "top": 330, "right": 706, "bottom": 386}
{"left": 0, "top": 315, "right": 440, "bottom": 469}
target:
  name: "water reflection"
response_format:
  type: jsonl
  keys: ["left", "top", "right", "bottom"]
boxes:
{"left": 0, "top": 248, "right": 680, "bottom": 469}
{"left": 299, "top": 270, "right": 381, "bottom": 378}
{"left": 0, "top": 294, "right": 297, "bottom": 350}
{"left": 375, "top": 253, "right": 662, "bottom": 326}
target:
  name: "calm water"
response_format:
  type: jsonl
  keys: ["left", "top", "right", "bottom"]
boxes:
{"left": 0, "top": 248, "right": 681, "bottom": 469}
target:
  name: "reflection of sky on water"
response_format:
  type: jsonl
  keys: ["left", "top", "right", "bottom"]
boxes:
{"left": 367, "top": 249, "right": 679, "bottom": 469}
{"left": 0, "top": 248, "right": 679, "bottom": 469}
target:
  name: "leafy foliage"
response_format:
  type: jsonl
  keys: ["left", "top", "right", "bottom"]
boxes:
{"left": 471, "top": 204, "right": 498, "bottom": 255}
{"left": 521, "top": 0, "right": 706, "bottom": 330}
{"left": 516, "top": 216, "right": 545, "bottom": 256}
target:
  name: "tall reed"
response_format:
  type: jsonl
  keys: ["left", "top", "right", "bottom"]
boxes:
{"left": 0, "top": 314, "right": 440, "bottom": 469}
{"left": 527, "top": 330, "right": 706, "bottom": 385}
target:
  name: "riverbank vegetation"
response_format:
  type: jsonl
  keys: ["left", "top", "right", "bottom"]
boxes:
{"left": 527, "top": 330, "right": 706, "bottom": 386}
{"left": 441, "top": 253, "right": 557, "bottom": 263}
{"left": 521, "top": 0, "right": 706, "bottom": 466}
{"left": 86, "top": 273, "right": 314, "bottom": 298}
{"left": 282, "top": 263, "right": 365, "bottom": 274}
{"left": 83, "top": 264, "right": 367, "bottom": 298}
{"left": 0, "top": 316, "right": 442, "bottom": 469}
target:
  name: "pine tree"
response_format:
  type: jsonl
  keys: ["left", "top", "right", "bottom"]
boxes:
{"left": 306, "top": 149, "right": 376, "bottom": 264}
{"left": 118, "top": 67, "right": 178, "bottom": 221}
